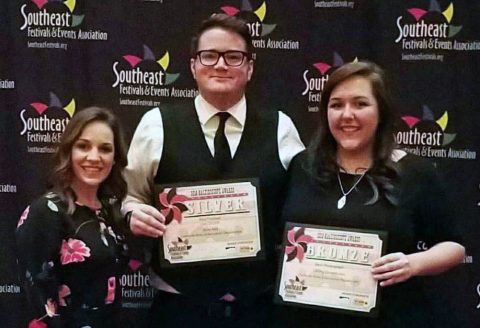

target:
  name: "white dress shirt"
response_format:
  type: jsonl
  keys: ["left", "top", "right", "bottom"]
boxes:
{"left": 123, "top": 95, "right": 305, "bottom": 210}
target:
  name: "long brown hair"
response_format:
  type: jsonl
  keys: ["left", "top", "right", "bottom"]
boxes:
{"left": 49, "top": 106, "right": 128, "bottom": 213}
{"left": 306, "top": 61, "right": 399, "bottom": 205}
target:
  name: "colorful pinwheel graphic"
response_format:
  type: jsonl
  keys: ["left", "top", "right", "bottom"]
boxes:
{"left": 401, "top": 105, "right": 456, "bottom": 146}
{"left": 122, "top": 45, "right": 180, "bottom": 85}
{"left": 158, "top": 188, "right": 190, "bottom": 225}
{"left": 29, "top": 92, "right": 75, "bottom": 118}
{"left": 313, "top": 52, "right": 358, "bottom": 76}
{"left": 221, "top": 1, "right": 276, "bottom": 37}
{"left": 31, "top": 0, "right": 84, "bottom": 27}
{"left": 407, "top": 1, "right": 461, "bottom": 37}
{"left": 285, "top": 227, "right": 314, "bottom": 262}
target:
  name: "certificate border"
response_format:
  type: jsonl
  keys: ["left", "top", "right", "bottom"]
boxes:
{"left": 274, "top": 222, "right": 388, "bottom": 318}
{"left": 155, "top": 178, "right": 265, "bottom": 269}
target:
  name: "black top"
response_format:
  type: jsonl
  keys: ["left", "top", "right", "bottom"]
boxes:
{"left": 277, "top": 151, "right": 461, "bottom": 328}
{"left": 16, "top": 193, "right": 129, "bottom": 328}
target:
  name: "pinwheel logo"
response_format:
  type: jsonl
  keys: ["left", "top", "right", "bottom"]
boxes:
{"left": 20, "top": 0, "right": 84, "bottom": 30}
{"left": 302, "top": 53, "right": 357, "bottom": 111}
{"left": 158, "top": 188, "right": 190, "bottom": 225}
{"left": 396, "top": 105, "right": 456, "bottom": 147}
{"left": 112, "top": 45, "right": 180, "bottom": 88}
{"left": 395, "top": 1, "right": 462, "bottom": 44}
{"left": 20, "top": 92, "right": 75, "bottom": 140}
{"left": 285, "top": 227, "right": 314, "bottom": 263}
{"left": 302, "top": 52, "right": 350, "bottom": 98}
{"left": 220, "top": 0, "right": 276, "bottom": 38}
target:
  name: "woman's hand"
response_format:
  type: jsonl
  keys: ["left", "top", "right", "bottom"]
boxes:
{"left": 371, "top": 252, "right": 417, "bottom": 287}
{"left": 127, "top": 203, "right": 166, "bottom": 238}
{"left": 371, "top": 242, "right": 464, "bottom": 287}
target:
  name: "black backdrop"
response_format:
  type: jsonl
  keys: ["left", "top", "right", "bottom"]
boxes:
{"left": 1, "top": 1, "right": 478, "bottom": 327}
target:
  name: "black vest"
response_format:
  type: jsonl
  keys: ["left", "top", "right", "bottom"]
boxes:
{"left": 152, "top": 100, "right": 287, "bottom": 302}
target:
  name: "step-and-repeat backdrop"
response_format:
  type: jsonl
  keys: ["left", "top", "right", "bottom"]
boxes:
{"left": 1, "top": 1, "right": 478, "bottom": 326}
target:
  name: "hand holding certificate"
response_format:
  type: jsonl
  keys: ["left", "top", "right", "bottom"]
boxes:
{"left": 276, "top": 223, "right": 387, "bottom": 317}
{"left": 155, "top": 180, "right": 264, "bottom": 267}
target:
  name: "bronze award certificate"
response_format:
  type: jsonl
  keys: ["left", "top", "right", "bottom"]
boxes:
{"left": 276, "top": 223, "right": 386, "bottom": 317}
{"left": 156, "top": 180, "right": 263, "bottom": 267}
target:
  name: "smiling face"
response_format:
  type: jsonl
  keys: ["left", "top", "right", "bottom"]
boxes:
{"left": 70, "top": 121, "right": 115, "bottom": 194}
{"left": 190, "top": 27, "right": 253, "bottom": 109}
{"left": 327, "top": 76, "right": 379, "bottom": 158}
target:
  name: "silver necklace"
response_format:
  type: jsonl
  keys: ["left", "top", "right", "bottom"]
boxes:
{"left": 336, "top": 171, "right": 367, "bottom": 209}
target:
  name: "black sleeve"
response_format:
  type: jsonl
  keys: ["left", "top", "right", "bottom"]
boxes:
{"left": 402, "top": 157, "right": 463, "bottom": 248}
{"left": 16, "top": 196, "right": 64, "bottom": 327}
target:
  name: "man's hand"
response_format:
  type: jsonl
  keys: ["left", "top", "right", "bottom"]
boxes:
{"left": 128, "top": 204, "right": 166, "bottom": 238}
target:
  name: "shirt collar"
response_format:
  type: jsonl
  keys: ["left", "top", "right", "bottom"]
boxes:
{"left": 195, "top": 94, "right": 246, "bottom": 127}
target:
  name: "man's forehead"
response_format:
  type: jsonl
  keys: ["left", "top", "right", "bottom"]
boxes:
{"left": 198, "top": 28, "right": 247, "bottom": 49}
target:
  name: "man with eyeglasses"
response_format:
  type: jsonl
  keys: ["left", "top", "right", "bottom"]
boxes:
{"left": 123, "top": 13, "right": 304, "bottom": 327}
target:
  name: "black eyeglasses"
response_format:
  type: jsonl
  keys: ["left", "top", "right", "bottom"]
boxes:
{"left": 196, "top": 50, "right": 250, "bottom": 67}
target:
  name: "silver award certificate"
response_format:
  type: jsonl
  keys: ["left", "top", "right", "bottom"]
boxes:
{"left": 156, "top": 180, "right": 263, "bottom": 267}
{"left": 276, "top": 223, "right": 386, "bottom": 317}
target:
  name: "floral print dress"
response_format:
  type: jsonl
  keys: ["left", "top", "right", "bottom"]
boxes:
{"left": 16, "top": 193, "right": 129, "bottom": 328}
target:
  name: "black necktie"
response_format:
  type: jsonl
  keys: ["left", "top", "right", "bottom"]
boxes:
{"left": 214, "top": 112, "right": 231, "bottom": 171}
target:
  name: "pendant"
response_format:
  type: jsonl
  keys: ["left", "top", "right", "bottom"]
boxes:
{"left": 337, "top": 195, "right": 346, "bottom": 209}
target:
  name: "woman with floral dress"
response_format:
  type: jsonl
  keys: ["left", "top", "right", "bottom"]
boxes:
{"left": 16, "top": 107, "right": 132, "bottom": 328}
